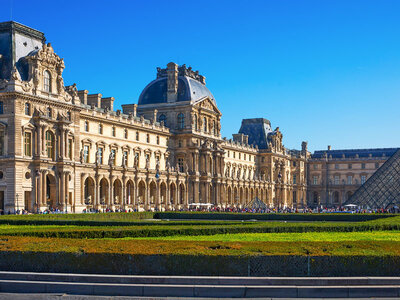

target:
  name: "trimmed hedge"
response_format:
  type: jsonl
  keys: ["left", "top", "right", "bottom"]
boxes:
{"left": 2, "top": 217, "right": 400, "bottom": 239}
{"left": 154, "top": 212, "right": 395, "bottom": 222}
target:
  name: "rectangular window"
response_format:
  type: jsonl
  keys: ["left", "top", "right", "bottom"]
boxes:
{"left": 112, "top": 127, "right": 116, "bottom": 137}
{"left": 98, "top": 147, "right": 103, "bottom": 164}
{"left": 233, "top": 152, "right": 236, "bottom": 159}
{"left": 313, "top": 164, "right": 318, "bottom": 170}
{"left": 24, "top": 132, "right": 32, "bottom": 156}
{"left": 348, "top": 164, "right": 352, "bottom": 169}
{"left": 261, "top": 157, "right": 265, "bottom": 163}
{"left": 111, "top": 149, "right": 116, "bottom": 165}
{"left": 347, "top": 175, "right": 352, "bottom": 185}
{"left": 361, "top": 175, "right": 366, "bottom": 184}
{"left": 375, "top": 163, "right": 379, "bottom": 169}
{"left": 293, "top": 191, "right": 297, "bottom": 203}
{"left": 335, "top": 164, "right": 339, "bottom": 170}
{"left": 123, "top": 151, "right": 128, "bottom": 165}
{"left": 293, "top": 161, "right": 297, "bottom": 167}
{"left": 239, "top": 153, "right": 241, "bottom": 159}
{"left": 83, "top": 145, "right": 89, "bottom": 163}
{"left": 228, "top": 151, "right": 230, "bottom": 157}
{"left": 156, "top": 136, "right": 160, "bottom": 145}
{"left": 136, "top": 132, "right": 139, "bottom": 141}
{"left": 334, "top": 175, "right": 340, "bottom": 185}
{"left": 0, "top": 101, "right": 4, "bottom": 114}
{"left": 313, "top": 176, "right": 318, "bottom": 185}
{"left": 361, "top": 163, "right": 366, "bottom": 169}
{"left": 178, "top": 158, "right": 184, "bottom": 172}
{"left": 293, "top": 174, "right": 297, "bottom": 185}
{"left": 99, "top": 124, "right": 103, "bottom": 134}
{"left": 68, "top": 139, "right": 73, "bottom": 159}
{"left": 146, "top": 134, "right": 150, "bottom": 143}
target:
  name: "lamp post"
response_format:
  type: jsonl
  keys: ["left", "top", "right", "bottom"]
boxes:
{"left": 16, "top": 193, "right": 19, "bottom": 214}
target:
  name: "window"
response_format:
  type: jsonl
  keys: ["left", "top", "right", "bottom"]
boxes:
{"left": 45, "top": 131, "right": 55, "bottom": 160}
{"left": 213, "top": 120, "right": 216, "bottom": 135}
{"left": 361, "top": 175, "right": 366, "bottom": 184}
{"left": 124, "top": 129, "right": 128, "bottom": 139}
{"left": 334, "top": 175, "right": 340, "bottom": 185}
{"left": 194, "top": 114, "right": 198, "bottom": 131}
{"left": 203, "top": 117, "right": 207, "bottom": 132}
{"left": 335, "top": 164, "right": 339, "bottom": 170}
{"left": 97, "top": 147, "right": 103, "bottom": 164}
{"left": 178, "top": 140, "right": 182, "bottom": 148}
{"left": 233, "top": 152, "right": 236, "bottom": 159}
{"left": 83, "top": 145, "right": 89, "bottom": 163}
{"left": 178, "top": 158, "right": 184, "bottom": 172}
{"left": 261, "top": 157, "right": 265, "bottom": 163}
{"left": 361, "top": 163, "right": 366, "bottom": 169}
{"left": 66, "top": 111, "right": 71, "bottom": 121}
{"left": 293, "top": 191, "right": 297, "bottom": 203}
{"left": 0, "top": 101, "right": 3, "bottom": 114}
{"left": 0, "top": 130, "right": 4, "bottom": 156}
{"left": 111, "top": 149, "right": 116, "bottom": 165}
{"left": 244, "top": 154, "right": 247, "bottom": 160}
{"left": 347, "top": 175, "right": 352, "bottom": 185}
{"left": 146, "top": 134, "right": 150, "bottom": 143}
{"left": 136, "top": 132, "right": 139, "bottom": 141}
{"left": 293, "top": 174, "right": 297, "bottom": 185}
{"left": 123, "top": 151, "right": 128, "bottom": 166}
{"left": 43, "top": 70, "right": 51, "bottom": 93}
{"left": 158, "top": 114, "right": 167, "bottom": 127}
{"left": 293, "top": 161, "right": 297, "bottom": 167}
{"left": 112, "top": 126, "right": 116, "bottom": 137}
{"left": 25, "top": 103, "right": 30, "bottom": 115}
{"left": 177, "top": 113, "right": 185, "bottom": 130}
{"left": 239, "top": 153, "right": 241, "bottom": 159}
{"left": 98, "top": 124, "right": 103, "bottom": 134}
{"left": 156, "top": 136, "right": 160, "bottom": 145}
{"left": 47, "top": 107, "right": 52, "bottom": 118}
{"left": 24, "top": 132, "right": 32, "bottom": 156}
{"left": 348, "top": 163, "right": 352, "bottom": 169}
{"left": 313, "top": 164, "right": 318, "bottom": 170}
{"left": 68, "top": 139, "right": 73, "bottom": 159}
{"left": 227, "top": 151, "right": 230, "bottom": 157}
{"left": 84, "top": 121, "right": 89, "bottom": 132}
{"left": 375, "top": 163, "right": 379, "bottom": 169}
{"left": 313, "top": 176, "right": 318, "bottom": 185}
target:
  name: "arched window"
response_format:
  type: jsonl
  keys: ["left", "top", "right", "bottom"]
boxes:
{"left": 45, "top": 130, "right": 55, "bottom": 160}
{"left": 177, "top": 113, "right": 185, "bottom": 130}
{"left": 43, "top": 70, "right": 51, "bottom": 93}
{"left": 158, "top": 114, "right": 167, "bottom": 126}
{"left": 47, "top": 107, "right": 52, "bottom": 118}
{"left": 25, "top": 103, "right": 30, "bottom": 115}
{"left": 203, "top": 117, "right": 207, "bottom": 132}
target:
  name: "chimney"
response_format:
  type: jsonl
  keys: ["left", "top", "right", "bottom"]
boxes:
{"left": 77, "top": 90, "right": 88, "bottom": 105}
{"left": 101, "top": 97, "right": 114, "bottom": 111}
{"left": 87, "top": 93, "right": 102, "bottom": 108}
{"left": 153, "top": 109, "right": 158, "bottom": 123}
{"left": 133, "top": 104, "right": 137, "bottom": 117}
{"left": 328, "top": 145, "right": 332, "bottom": 151}
{"left": 167, "top": 62, "right": 178, "bottom": 102}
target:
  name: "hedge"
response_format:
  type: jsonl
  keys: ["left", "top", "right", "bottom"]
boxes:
{"left": 2, "top": 217, "right": 400, "bottom": 239}
{"left": 154, "top": 212, "right": 395, "bottom": 222}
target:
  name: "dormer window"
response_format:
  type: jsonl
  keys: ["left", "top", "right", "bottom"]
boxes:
{"left": 158, "top": 114, "right": 167, "bottom": 127}
{"left": 43, "top": 70, "right": 51, "bottom": 93}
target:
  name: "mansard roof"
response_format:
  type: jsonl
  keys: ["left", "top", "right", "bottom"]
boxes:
{"left": 238, "top": 118, "right": 273, "bottom": 149}
{"left": 311, "top": 148, "right": 399, "bottom": 159}
{"left": 138, "top": 64, "right": 215, "bottom": 105}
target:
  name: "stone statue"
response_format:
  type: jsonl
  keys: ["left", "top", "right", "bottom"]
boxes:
{"left": 145, "top": 157, "right": 150, "bottom": 169}
{"left": 79, "top": 148, "right": 84, "bottom": 163}
{"left": 56, "top": 73, "right": 64, "bottom": 94}
{"left": 108, "top": 151, "right": 115, "bottom": 166}
{"left": 11, "top": 66, "right": 21, "bottom": 81}
{"left": 122, "top": 153, "right": 127, "bottom": 167}
{"left": 95, "top": 149, "right": 100, "bottom": 165}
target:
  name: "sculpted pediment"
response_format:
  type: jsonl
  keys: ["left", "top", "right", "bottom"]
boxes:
{"left": 195, "top": 97, "right": 221, "bottom": 114}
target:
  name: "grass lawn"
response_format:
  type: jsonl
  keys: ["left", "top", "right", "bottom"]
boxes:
{"left": 131, "top": 230, "right": 400, "bottom": 242}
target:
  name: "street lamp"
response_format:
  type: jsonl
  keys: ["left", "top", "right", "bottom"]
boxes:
{"left": 16, "top": 193, "right": 19, "bottom": 214}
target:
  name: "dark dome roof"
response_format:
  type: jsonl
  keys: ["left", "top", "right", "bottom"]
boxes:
{"left": 138, "top": 75, "right": 215, "bottom": 105}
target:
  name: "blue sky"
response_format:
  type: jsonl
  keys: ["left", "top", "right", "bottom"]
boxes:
{"left": 2, "top": 0, "right": 400, "bottom": 151}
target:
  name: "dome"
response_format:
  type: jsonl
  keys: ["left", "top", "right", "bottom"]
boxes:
{"left": 138, "top": 64, "right": 216, "bottom": 105}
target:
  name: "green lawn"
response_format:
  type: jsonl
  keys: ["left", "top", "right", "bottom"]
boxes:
{"left": 132, "top": 230, "right": 400, "bottom": 242}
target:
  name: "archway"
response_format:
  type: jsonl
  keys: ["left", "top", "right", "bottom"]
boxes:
{"left": 113, "top": 179, "right": 122, "bottom": 205}
{"left": 99, "top": 178, "right": 109, "bottom": 207}
{"left": 149, "top": 181, "right": 157, "bottom": 206}
{"left": 46, "top": 174, "right": 57, "bottom": 209}
{"left": 170, "top": 183, "right": 176, "bottom": 206}
{"left": 179, "top": 183, "right": 185, "bottom": 205}
{"left": 126, "top": 180, "right": 135, "bottom": 205}
{"left": 160, "top": 182, "right": 167, "bottom": 206}
{"left": 83, "top": 177, "right": 95, "bottom": 206}
{"left": 138, "top": 180, "right": 146, "bottom": 206}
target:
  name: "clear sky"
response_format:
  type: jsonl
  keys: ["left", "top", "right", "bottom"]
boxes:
{"left": 2, "top": 0, "right": 400, "bottom": 152}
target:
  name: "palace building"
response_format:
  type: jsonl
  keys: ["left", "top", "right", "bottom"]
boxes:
{"left": 0, "top": 21, "right": 396, "bottom": 213}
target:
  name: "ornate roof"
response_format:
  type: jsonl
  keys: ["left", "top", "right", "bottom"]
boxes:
{"left": 312, "top": 148, "right": 399, "bottom": 159}
{"left": 238, "top": 118, "right": 273, "bottom": 149}
{"left": 138, "top": 64, "right": 215, "bottom": 105}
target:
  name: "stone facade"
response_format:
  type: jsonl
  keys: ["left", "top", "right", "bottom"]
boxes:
{"left": 0, "top": 22, "right": 396, "bottom": 213}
